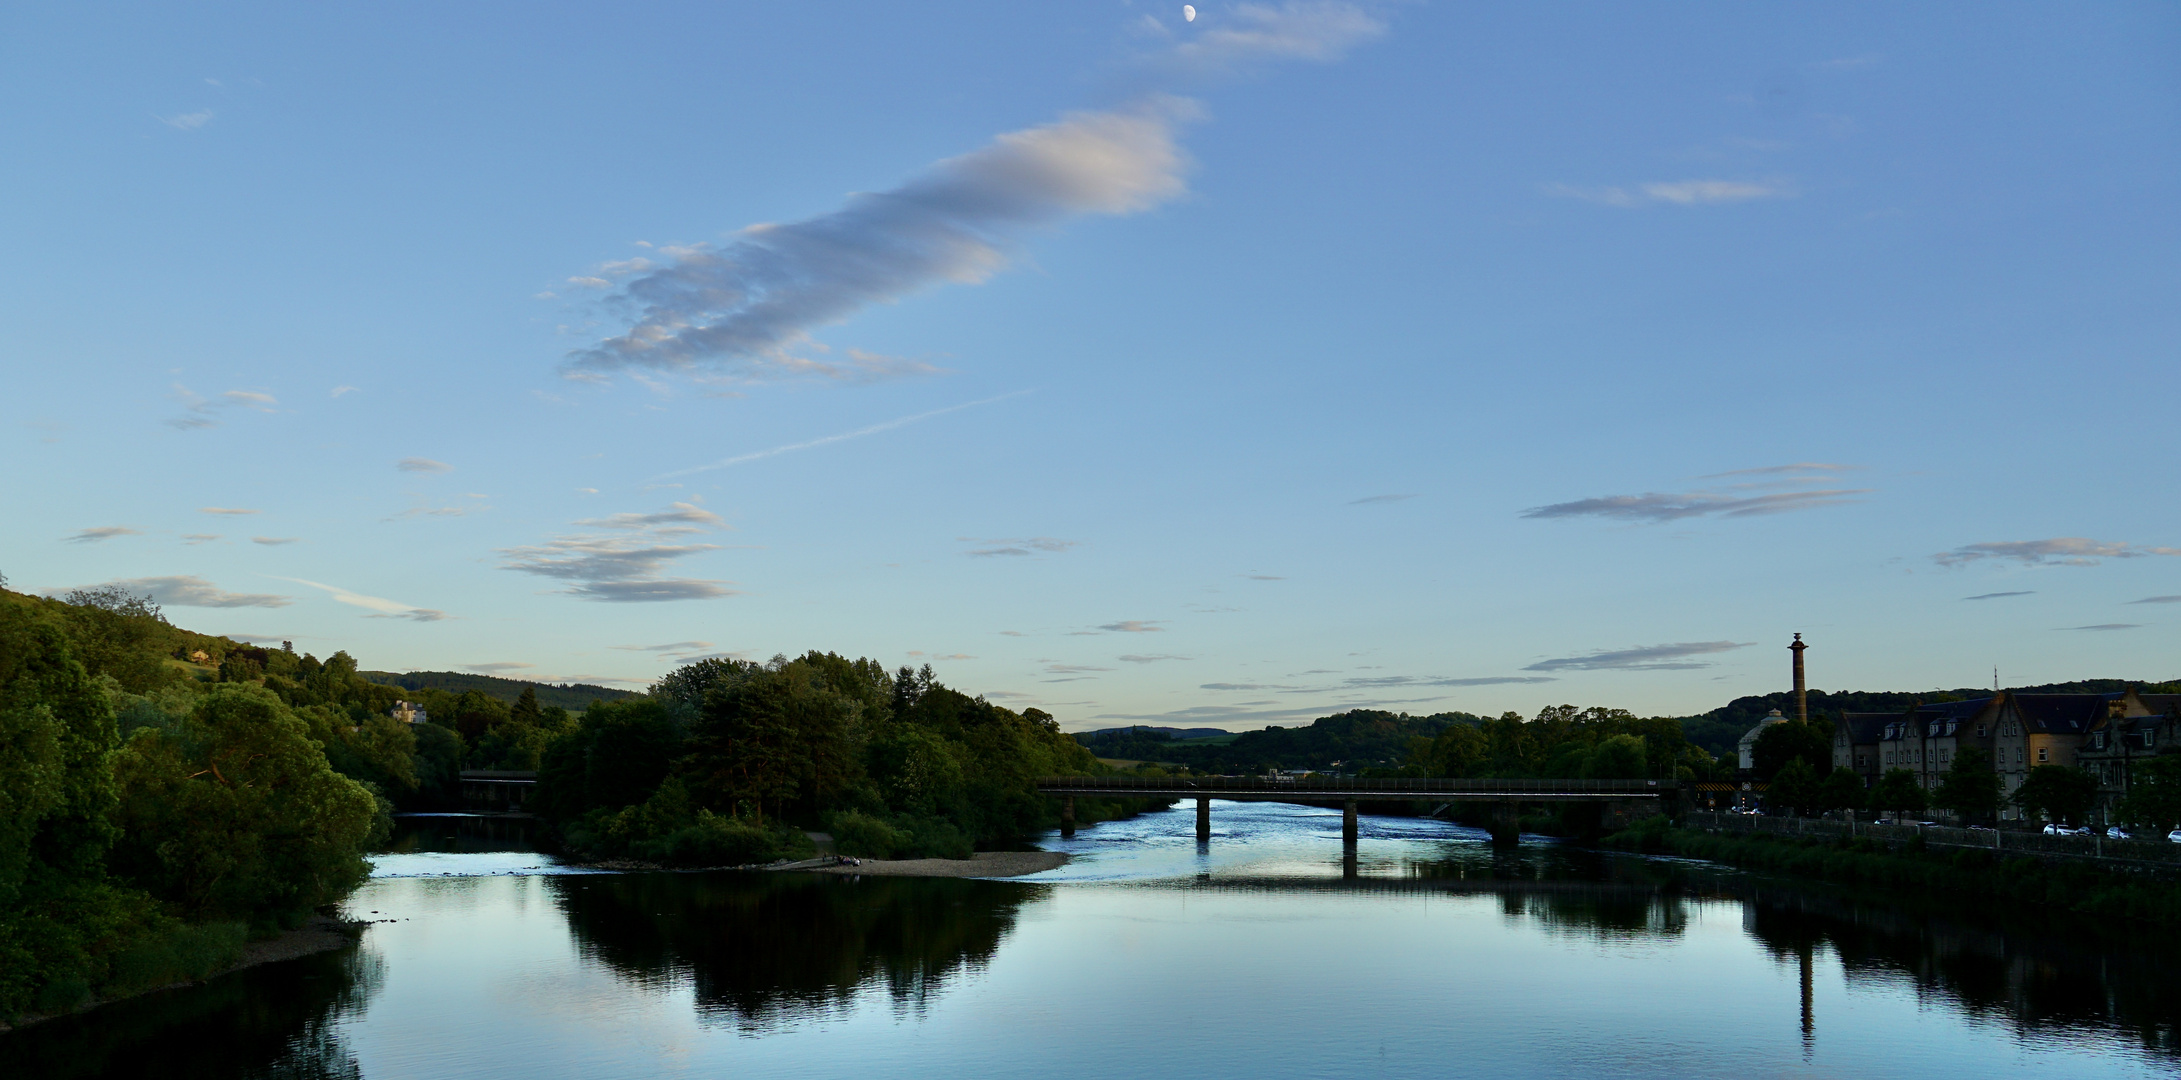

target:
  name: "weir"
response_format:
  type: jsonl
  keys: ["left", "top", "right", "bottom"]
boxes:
{"left": 1038, "top": 776, "right": 1674, "bottom": 848}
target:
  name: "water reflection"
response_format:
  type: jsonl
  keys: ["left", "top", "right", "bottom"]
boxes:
{"left": 547, "top": 872, "right": 1043, "bottom": 1033}
{"left": 2, "top": 944, "right": 380, "bottom": 1080}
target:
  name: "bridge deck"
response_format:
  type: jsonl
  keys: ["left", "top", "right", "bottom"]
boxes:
{"left": 1036, "top": 776, "right": 1673, "bottom": 802}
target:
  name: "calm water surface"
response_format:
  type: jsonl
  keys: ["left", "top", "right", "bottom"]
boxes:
{"left": 10, "top": 802, "right": 2180, "bottom": 1078}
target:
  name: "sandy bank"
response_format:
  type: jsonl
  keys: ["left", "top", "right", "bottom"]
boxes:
{"left": 791, "top": 850, "right": 1070, "bottom": 878}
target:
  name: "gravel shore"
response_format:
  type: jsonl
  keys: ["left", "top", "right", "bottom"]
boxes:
{"left": 799, "top": 850, "right": 1070, "bottom": 878}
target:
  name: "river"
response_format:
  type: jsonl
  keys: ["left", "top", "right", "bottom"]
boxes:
{"left": 7, "top": 802, "right": 2177, "bottom": 1078}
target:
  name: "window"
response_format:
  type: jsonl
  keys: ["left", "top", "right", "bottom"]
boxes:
{"left": 2037, "top": 747, "right": 2049, "bottom": 763}
{"left": 1977, "top": 725, "right": 1987, "bottom": 737}
{"left": 2016, "top": 747, "right": 2024, "bottom": 764}
{"left": 2146, "top": 731, "right": 2157, "bottom": 749}
{"left": 2095, "top": 733, "right": 2107, "bottom": 750}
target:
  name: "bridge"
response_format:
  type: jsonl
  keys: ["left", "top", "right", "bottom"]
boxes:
{"left": 1036, "top": 776, "right": 1677, "bottom": 846}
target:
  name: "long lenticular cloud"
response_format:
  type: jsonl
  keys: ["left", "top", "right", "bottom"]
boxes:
{"left": 565, "top": 3, "right": 1384, "bottom": 380}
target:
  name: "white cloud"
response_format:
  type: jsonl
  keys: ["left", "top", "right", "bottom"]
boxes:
{"left": 331, "top": 385, "right": 359, "bottom": 398}
{"left": 1544, "top": 178, "right": 1795, "bottom": 208}
{"left": 397, "top": 457, "right": 454, "bottom": 474}
{"left": 276, "top": 577, "right": 448, "bottom": 622}
{"left": 166, "top": 384, "right": 277, "bottom": 430}
{"left": 251, "top": 536, "right": 300, "bottom": 546}
{"left": 161, "top": 109, "right": 214, "bottom": 131}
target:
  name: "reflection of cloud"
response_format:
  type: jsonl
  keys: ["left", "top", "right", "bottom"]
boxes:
{"left": 397, "top": 457, "right": 454, "bottom": 474}
{"left": 276, "top": 577, "right": 447, "bottom": 621}
{"left": 1098, "top": 620, "right": 1164, "bottom": 633}
{"left": 64, "top": 526, "right": 140, "bottom": 543}
{"left": 1962, "top": 591, "right": 2034, "bottom": 601}
{"left": 1934, "top": 538, "right": 2181, "bottom": 568}
{"left": 1525, "top": 463, "right": 1865, "bottom": 523}
{"left": 58, "top": 575, "right": 290, "bottom": 609}
{"left": 500, "top": 501, "right": 735, "bottom": 602}
{"left": 1523, "top": 641, "right": 1749, "bottom": 672}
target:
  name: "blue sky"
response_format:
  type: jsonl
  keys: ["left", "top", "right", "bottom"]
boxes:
{"left": 4, "top": 2, "right": 2177, "bottom": 729}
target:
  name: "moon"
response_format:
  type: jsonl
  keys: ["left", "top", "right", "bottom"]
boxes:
{"left": 1183, "top": 5, "right": 1196, "bottom": 22}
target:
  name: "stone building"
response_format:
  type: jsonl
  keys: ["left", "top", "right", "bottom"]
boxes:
{"left": 2073, "top": 691, "right": 2181, "bottom": 821}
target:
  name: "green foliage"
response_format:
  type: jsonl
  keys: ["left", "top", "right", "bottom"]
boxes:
{"left": 359, "top": 669, "right": 637, "bottom": 711}
{"left": 1582, "top": 734, "right": 1649, "bottom": 779}
{"left": 1934, "top": 746, "right": 2003, "bottom": 823}
{"left": 558, "top": 777, "right": 809, "bottom": 866}
{"left": 108, "top": 684, "right": 381, "bottom": 927}
{"left": 1410, "top": 705, "right": 1702, "bottom": 782}
{"left": 1870, "top": 768, "right": 1928, "bottom": 815}
{"left": 2117, "top": 754, "right": 2181, "bottom": 831}
{"left": 1768, "top": 757, "right": 1821, "bottom": 815}
{"left": 2012, "top": 764, "right": 2098, "bottom": 826}
{"left": 1751, "top": 720, "right": 1832, "bottom": 781}
{"left": 1816, "top": 767, "right": 1865, "bottom": 813}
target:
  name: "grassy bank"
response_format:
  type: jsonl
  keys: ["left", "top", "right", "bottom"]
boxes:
{"left": 1605, "top": 816, "right": 2181, "bottom": 927}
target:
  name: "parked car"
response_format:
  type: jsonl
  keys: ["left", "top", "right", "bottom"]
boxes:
{"left": 2108, "top": 826, "right": 2134, "bottom": 840}
{"left": 2042, "top": 824, "right": 2089, "bottom": 836}
{"left": 2168, "top": 829, "right": 2181, "bottom": 844}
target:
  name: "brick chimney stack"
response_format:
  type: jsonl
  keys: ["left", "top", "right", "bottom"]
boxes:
{"left": 1790, "top": 633, "right": 1808, "bottom": 725}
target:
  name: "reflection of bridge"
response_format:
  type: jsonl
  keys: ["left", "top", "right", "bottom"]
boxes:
{"left": 1036, "top": 776, "right": 1677, "bottom": 845}
{"left": 459, "top": 770, "right": 538, "bottom": 814}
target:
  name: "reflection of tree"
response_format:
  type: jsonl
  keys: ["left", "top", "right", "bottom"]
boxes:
{"left": 548, "top": 873, "right": 1039, "bottom": 1032}
{"left": 0, "top": 945, "right": 379, "bottom": 1079}
{"left": 1740, "top": 884, "right": 2181, "bottom": 1055}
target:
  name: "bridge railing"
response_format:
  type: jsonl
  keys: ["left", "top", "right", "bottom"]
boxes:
{"left": 1035, "top": 776, "right": 1673, "bottom": 796}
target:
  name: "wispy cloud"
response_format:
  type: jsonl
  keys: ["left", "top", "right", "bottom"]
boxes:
{"left": 613, "top": 640, "right": 716, "bottom": 653}
{"left": 1523, "top": 641, "right": 1749, "bottom": 672}
{"left": 397, "top": 457, "right": 454, "bottom": 474}
{"left": 1098, "top": 620, "right": 1165, "bottom": 633}
{"left": 1932, "top": 538, "right": 2181, "bottom": 568}
{"left": 199, "top": 506, "right": 260, "bottom": 516}
{"left": 64, "top": 526, "right": 140, "bottom": 543}
{"left": 658, "top": 391, "right": 1032, "bottom": 479}
{"left": 1348, "top": 493, "right": 1417, "bottom": 505}
{"left": 251, "top": 536, "right": 300, "bottom": 546}
{"left": 908, "top": 651, "right": 976, "bottom": 661}
{"left": 276, "top": 577, "right": 447, "bottom": 621}
{"left": 182, "top": 534, "right": 222, "bottom": 545}
{"left": 330, "top": 385, "right": 359, "bottom": 398}
{"left": 2063, "top": 624, "right": 2141, "bottom": 632}
{"left": 500, "top": 500, "right": 734, "bottom": 602}
{"left": 55, "top": 575, "right": 289, "bottom": 609}
{"left": 1963, "top": 591, "right": 2034, "bottom": 601}
{"left": 1544, "top": 179, "right": 1795, "bottom": 207}
{"left": 466, "top": 662, "right": 535, "bottom": 675}
{"left": 2130, "top": 596, "right": 2181, "bottom": 605}
{"left": 1524, "top": 463, "right": 1865, "bottom": 523}
{"left": 566, "top": 4, "right": 1381, "bottom": 383}
{"left": 160, "top": 109, "right": 214, "bottom": 131}
{"left": 166, "top": 384, "right": 278, "bottom": 430}
{"left": 1118, "top": 654, "right": 1191, "bottom": 663}
{"left": 965, "top": 535, "right": 1078, "bottom": 558}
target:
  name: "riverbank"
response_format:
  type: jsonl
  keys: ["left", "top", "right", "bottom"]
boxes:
{"left": 0, "top": 915, "right": 365, "bottom": 1033}
{"left": 791, "top": 850, "right": 1070, "bottom": 878}
{"left": 1607, "top": 816, "right": 2181, "bottom": 927}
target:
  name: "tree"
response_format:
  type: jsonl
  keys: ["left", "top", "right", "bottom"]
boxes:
{"left": 1751, "top": 721, "right": 1831, "bottom": 781}
{"left": 1582, "top": 734, "right": 1649, "bottom": 780}
{"left": 510, "top": 684, "right": 542, "bottom": 728}
{"left": 1933, "top": 747, "right": 2003, "bottom": 825}
{"left": 2012, "top": 765, "right": 2098, "bottom": 827}
{"left": 2117, "top": 753, "right": 2181, "bottom": 832}
{"left": 1870, "top": 768, "right": 1928, "bottom": 816}
{"left": 1815, "top": 768, "right": 1865, "bottom": 814}
{"left": 1768, "top": 757, "right": 1820, "bottom": 815}
{"left": 58, "top": 586, "right": 174, "bottom": 692}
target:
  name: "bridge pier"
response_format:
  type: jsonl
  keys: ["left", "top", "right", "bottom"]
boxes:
{"left": 1489, "top": 801, "right": 1521, "bottom": 846}
{"left": 1197, "top": 796, "right": 1211, "bottom": 840}
{"left": 1342, "top": 799, "right": 1358, "bottom": 847}
{"left": 1061, "top": 795, "right": 1076, "bottom": 837}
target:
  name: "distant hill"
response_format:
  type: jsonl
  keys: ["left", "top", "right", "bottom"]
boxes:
{"left": 360, "top": 670, "right": 640, "bottom": 711}
{"left": 1079, "top": 725, "right": 1234, "bottom": 741}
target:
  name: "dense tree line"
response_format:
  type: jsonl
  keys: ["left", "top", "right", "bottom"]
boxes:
{"left": 0, "top": 587, "right": 381, "bottom": 1021}
{"left": 536, "top": 656, "right": 1144, "bottom": 864}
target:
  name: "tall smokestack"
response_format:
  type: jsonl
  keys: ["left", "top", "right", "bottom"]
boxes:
{"left": 1790, "top": 633, "right": 1808, "bottom": 725}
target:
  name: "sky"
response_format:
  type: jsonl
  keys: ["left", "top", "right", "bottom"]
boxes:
{"left": 3, "top": 2, "right": 2178, "bottom": 730}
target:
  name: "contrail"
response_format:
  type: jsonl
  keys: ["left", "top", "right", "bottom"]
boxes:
{"left": 657, "top": 390, "right": 1033, "bottom": 480}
